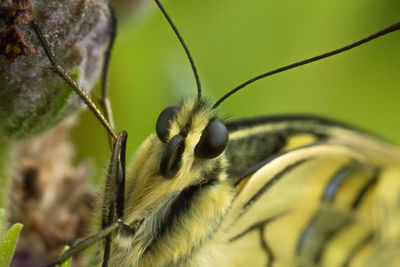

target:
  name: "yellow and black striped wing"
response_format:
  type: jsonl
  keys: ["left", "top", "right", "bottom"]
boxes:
{"left": 210, "top": 115, "right": 400, "bottom": 267}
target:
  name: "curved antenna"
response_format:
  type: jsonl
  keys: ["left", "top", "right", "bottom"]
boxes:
{"left": 155, "top": 0, "right": 202, "bottom": 99}
{"left": 30, "top": 19, "right": 118, "bottom": 140}
{"left": 213, "top": 21, "right": 400, "bottom": 108}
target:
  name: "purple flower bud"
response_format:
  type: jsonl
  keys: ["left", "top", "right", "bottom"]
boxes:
{"left": 0, "top": 0, "right": 113, "bottom": 138}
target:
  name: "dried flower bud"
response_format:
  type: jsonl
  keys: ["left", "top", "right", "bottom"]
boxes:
{"left": 9, "top": 118, "right": 95, "bottom": 266}
{"left": 0, "top": 0, "right": 36, "bottom": 62}
{"left": 0, "top": 0, "right": 112, "bottom": 138}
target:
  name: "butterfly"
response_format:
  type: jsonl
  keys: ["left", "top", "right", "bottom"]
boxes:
{"left": 26, "top": 0, "right": 400, "bottom": 266}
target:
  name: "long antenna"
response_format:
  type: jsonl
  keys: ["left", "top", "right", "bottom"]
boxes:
{"left": 30, "top": 19, "right": 118, "bottom": 140}
{"left": 154, "top": 0, "right": 202, "bottom": 99}
{"left": 213, "top": 21, "right": 400, "bottom": 108}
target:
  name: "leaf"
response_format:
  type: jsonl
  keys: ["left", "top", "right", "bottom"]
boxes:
{"left": 0, "top": 223, "right": 23, "bottom": 267}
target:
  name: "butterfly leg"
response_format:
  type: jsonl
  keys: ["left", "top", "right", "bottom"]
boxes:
{"left": 46, "top": 219, "right": 138, "bottom": 267}
{"left": 45, "top": 132, "right": 130, "bottom": 267}
{"left": 101, "top": 131, "right": 127, "bottom": 266}
{"left": 46, "top": 220, "right": 121, "bottom": 267}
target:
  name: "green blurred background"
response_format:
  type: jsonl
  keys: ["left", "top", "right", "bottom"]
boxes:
{"left": 71, "top": 0, "right": 400, "bottom": 183}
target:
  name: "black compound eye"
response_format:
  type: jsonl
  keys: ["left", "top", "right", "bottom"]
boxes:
{"left": 156, "top": 105, "right": 179, "bottom": 142}
{"left": 194, "top": 120, "right": 228, "bottom": 159}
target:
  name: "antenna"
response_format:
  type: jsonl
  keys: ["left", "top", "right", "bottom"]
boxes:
{"left": 213, "top": 21, "right": 400, "bottom": 108}
{"left": 155, "top": 0, "right": 202, "bottom": 99}
{"left": 30, "top": 19, "right": 118, "bottom": 140}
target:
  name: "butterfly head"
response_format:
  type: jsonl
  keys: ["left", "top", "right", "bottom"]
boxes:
{"left": 156, "top": 98, "right": 229, "bottom": 179}
{"left": 117, "top": 99, "right": 232, "bottom": 264}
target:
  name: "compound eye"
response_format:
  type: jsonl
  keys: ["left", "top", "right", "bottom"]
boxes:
{"left": 156, "top": 105, "right": 179, "bottom": 142}
{"left": 194, "top": 120, "right": 228, "bottom": 159}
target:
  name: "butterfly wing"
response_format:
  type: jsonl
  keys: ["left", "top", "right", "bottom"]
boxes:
{"left": 363, "top": 164, "right": 400, "bottom": 267}
{"left": 206, "top": 116, "right": 400, "bottom": 267}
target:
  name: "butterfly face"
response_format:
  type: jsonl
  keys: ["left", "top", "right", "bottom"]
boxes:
{"left": 112, "top": 99, "right": 232, "bottom": 266}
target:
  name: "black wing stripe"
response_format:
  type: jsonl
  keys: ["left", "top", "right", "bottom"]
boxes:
{"left": 351, "top": 169, "right": 379, "bottom": 209}
{"left": 239, "top": 158, "right": 311, "bottom": 217}
{"left": 297, "top": 164, "right": 356, "bottom": 256}
{"left": 235, "top": 156, "right": 282, "bottom": 187}
{"left": 341, "top": 233, "right": 374, "bottom": 267}
{"left": 296, "top": 211, "right": 352, "bottom": 261}
{"left": 235, "top": 142, "right": 328, "bottom": 186}
{"left": 296, "top": 213, "right": 317, "bottom": 255}
{"left": 259, "top": 225, "right": 274, "bottom": 267}
{"left": 229, "top": 211, "right": 287, "bottom": 242}
{"left": 322, "top": 165, "right": 355, "bottom": 202}
{"left": 229, "top": 212, "right": 287, "bottom": 267}
{"left": 297, "top": 164, "right": 378, "bottom": 264}
{"left": 226, "top": 115, "right": 354, "bottom": 132}
{"left": 313, "top": 219, "right": 351, "bottom": 264}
